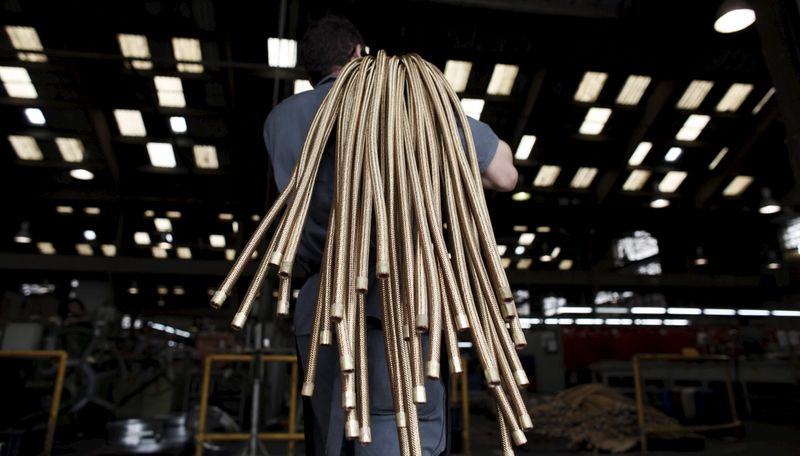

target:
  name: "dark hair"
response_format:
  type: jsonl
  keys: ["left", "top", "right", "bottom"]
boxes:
{"left": 300, "top": 15, "right": 364, "bottom": 85}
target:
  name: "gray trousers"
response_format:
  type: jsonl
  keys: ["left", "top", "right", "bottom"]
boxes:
{"left": 296, "top": 324, "right": 446, "bottom": 456}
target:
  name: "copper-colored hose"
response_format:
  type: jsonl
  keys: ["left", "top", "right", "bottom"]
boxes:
{"left": 212, "top": 51, "right": 533, "bottom": 453}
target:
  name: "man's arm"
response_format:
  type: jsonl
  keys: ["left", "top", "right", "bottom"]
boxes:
{"left": 481, "top": 140, "right": 518, "bottom": 192}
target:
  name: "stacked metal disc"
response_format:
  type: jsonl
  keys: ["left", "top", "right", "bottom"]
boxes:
{"left": 209, "top": 50, "right": 531, "bottom": 455}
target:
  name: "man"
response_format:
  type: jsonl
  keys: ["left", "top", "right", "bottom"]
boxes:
{"left": 263, "top": 15, "right": 517, "bottom": 456}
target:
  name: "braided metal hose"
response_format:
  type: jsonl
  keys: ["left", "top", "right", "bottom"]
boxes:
{"left": 211, "top": 50, "right": 531, "bottom": 454}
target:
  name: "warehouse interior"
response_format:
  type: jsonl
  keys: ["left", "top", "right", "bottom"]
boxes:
{"left": 1, "top": 0, "right": 800, "bottom": 454}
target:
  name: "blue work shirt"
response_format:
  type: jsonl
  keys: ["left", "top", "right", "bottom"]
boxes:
{"left": 264, "top": 74, "right": 500, "bottom": 336}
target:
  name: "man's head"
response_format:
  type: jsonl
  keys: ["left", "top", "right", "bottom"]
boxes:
{"left": 300, "top": 15, "right": 364, "bottom": 86}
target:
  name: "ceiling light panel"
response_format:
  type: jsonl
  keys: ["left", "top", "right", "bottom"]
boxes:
{"left": 579, "top": 107, "right": 612, "bottom": 135}
{"left": 172, "top": 37, "right": 203, "bottom": 73}
{"left": 570, "top": 167, "right": 598, "bottom": 189}
{"left": 658, "top": 171, "right": 688, "bottom": 193}
{"left": 0, "top": 66, "right": 37, "bottom": 98}
{"left": 267, "top": 38, "right": 297, "bottom": 68}
{"left": 24, "top": 107, "right": 45, "bottom": 125}
{"left": 534, "top": 165, "right": 561, "bottom": 187}
{"left": 443, "top": 60, "right": 472, "bottom": 93}
{"left": 134, "top": 232, "right": 151, "bottom": 245}
{"left": 708, "top": 147, "right": 728, "bottom": 170}
{"left": 114, "top": 109, "right": 147, "bottom": 136}
{"left": 146, "top": 142, "right": 177, "bottom": 168}
{"left": 154, "top": 217, "right": 173, "bottom": 232}
{"left": 574, "top": 71, "right": 608, "bottom": 102}
{"left": 193, "top": 145, "right": 219, "bottom": 169}
{"left": 677, "top": 80, "right": 713, "bottom": 110}
{"left": 675, "top": 114, "right": 710, "bottom": 141}
{"left": 752, "top": 87, "right": 775, "bottom": 115}
{"left": 117, "top": 33, "right": 152, "bottom": 70}
{"left": 154, "top": 76, "right": 186, "bottom": 108}
{"left": 622, "top": 170, "right": 651, "bottom": 191}
{"left": 716, "top": 83, "right": 753, "bottom": 113}
{"left": 518, "top": 233, "right": 535, "bottom": 246}
{"left": 664, "top": 147, "right": 682, "bottom": 162}
{"left": 8, "top": 135, "right": 42, "bottom": 160}
{"left": 722, "top": 175, "right": 754, "bottom": 196}
{"left": 486, "top": 64, "right": 518, "bottom": 96}
{"left": 460, "top": 98, "right": 485, "bottom": 120}
{"left": 294, "top": 79, "right": 313, "bottom": 94}
{"left": 55, "top": 138, "right": 84, "bottom": 162}
{"left": 5, "top": 26, "right": 44, "bottom": 51}
{"left": 515, "top": 135, "right": 536, "bottom": 160}
{"left": 616, "top": 75, "right": 651, "bottom": 106}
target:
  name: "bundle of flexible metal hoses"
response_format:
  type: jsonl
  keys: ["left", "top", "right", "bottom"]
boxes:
{"left": 209, "top": 51, "right": 531, "bottom": 455}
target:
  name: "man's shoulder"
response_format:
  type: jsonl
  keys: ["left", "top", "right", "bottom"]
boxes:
{"left": 266, "top": 86, "right": 329, "bottom": 128}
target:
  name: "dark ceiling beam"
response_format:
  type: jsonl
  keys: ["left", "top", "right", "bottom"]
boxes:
{"left": 752, "top": 0, "right": 800, "bottom": 205}
{"left": 596, "top": 80, "right": 674, "bottom": 204}
{"left": 416, "top": 0, "right": 623, "bottom": 18}
{"left": 505, "top": 269, "right": 762, "bottom": 288}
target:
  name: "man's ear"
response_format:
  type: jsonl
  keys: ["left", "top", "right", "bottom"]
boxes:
{"left": 351, "top": 44, "right": 363, "bottom": 59}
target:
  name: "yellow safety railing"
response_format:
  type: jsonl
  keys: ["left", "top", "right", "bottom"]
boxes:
{"left": 195, "top": 354, "right": 302, "bottom": 456}
{"left": 632, "top": 354, "right": 742, "bottom": 453}
{"left": 0, "top": 350, "right": 68, "bottom": 456}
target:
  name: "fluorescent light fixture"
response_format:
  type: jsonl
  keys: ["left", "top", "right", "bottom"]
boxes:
{"left": 83, "top": 229, "right": 96, "bottom": 241}
{"left": 537, "top": 226, "right": 551, "bottom": 233}
{"left": 56, "top": 206, "right": 73, "bottom": 214}
{"left": 772, "top": 310, "right": 800, "bottom": 317}
{"left": 716, "top": 83, "right": 753, "bottom": 112}
{"left": 557, "top": 318, "right": 574, "bottom": 325}
{"left": 55, "top": 138, "right": 84, "bottom": 162}
{"left": 709, "top": 147, "right": 728, "bottom": 170}
{"left": 487, "top": 64, "right": 518, "bottom": 96}
{"left": 501, "top": 258, "right": 511, "bottom": 268}
{"left": 703, "top": 308, "right": 736, "bottom": 316}
{"left": 225, "top": 248, "right": 236, "bottom": 261}
{"left": 517, "top": 258, "right": 532, "bottom": 270}
{"left": 570, "top": 167, "right": 598, "bottom": 189}
{"left": 722, "top": 175, "right": 754, "bottom": 196}
{"left": 544, "top": 318, "right": 559, "bottom": 325}
{"left": 534, "top": 165, "right": 561, "bottom": 187}
{"left": 443, "top": 60, "right": 472, "bottom": 93}
{"left": 151, "top": 246, "right": 168, "bottom": 258}
{"left": 172, "top": 37, "right": 203, "bottom": 73}
{"left": 37, "top": 242, "right": 55, "bottom": 255}
{"left": 664, "top": 147, "right": 683, "bottom": 163}
{"left": 737, "top": 309, "right": 769, "bottom": 316}
{"left": 173, "top": 286, "right": 185, "bottom": 296}
{"left": 551, "top": 246, "right": 561, "bottom": 258}
{"left": 294, "top": 79, "right": 313, "bottom": 94}
{"left": 460, "top": 98, "right": 485, "bottom": 119}
{"left": 84, "top": 207, "right": 101, "bottom": 215}
{"left": 515, "top": 135, "right": 536, "bottom": 160}
{"left": 616, "top": 75, "right": 651, "bottom": 106}
{"left": 658, "top": 171, "right": 687, "bottom": 193}
{"left": 752, "top": 87, "right": 775, "bottom": 115}
{"left": 513, "top": 225, "right": 528, "bottom": 232}
{"left": 676, "top": 114, "right": 710, "bottom": 141}
{"left": 595, "top": 307, "right": 629, "bottom": 314}
{"left": 664, "top": 319, "right": 690, "bottom": 326}
{"left": 177, "top": 247, "right": 192, "bottom": 259}
{"left": 497, "top": 245, "right": 507, "bottom": 255}
{"left": 518, "top": 233, "right": 535, "bottom": 246}
{"left": 557, "top": 307, "right": 592, "bottom": 314}
{"left": 209, "top": 234, "right": 226, "bottom": 248}
{"left": 579, "top": 107, "right": 612, "bottom": 135}
{"left": 605, "top": 318, "right": 633, "bottom": 325}
{"left": 218, "top": 213, "right": 234, "bottom": 221}
{"left": 76, "top": 243, "right": 93, "bottom": 256}
{"left": 70, "top": 168, "right": 95, "bottom": 181}
{"left": 117, "top": 33, "right": 152, "bottom": 69}
{"left": 677, "top": 80, "right": 713, "bottom": 110}
{"left": 193, "top": 145, "right": 219, "bottom": 169}
{"left": 154, "top": 217, "right": 173, "bottom": 232}
{"left": 24, "top": 107, "right": 45, "bottom": 125}
{"left": 267, "top": 38, "right": 297, "bottom": 68}
{"left": 0, "top": 66, "right": 37, "bottom": 98}
{"left": 574, "top": 71, "right": 607, "bottom": 102}
{"left": 5, "top": 26, "right": 43, "bottom": 51}
{"left": 143, "top": 210, "right": 155, "bottom": 218}
{"left": 166, "top": 211, "right": 182, "bottom": 219}
{"left": 146, "top": 142, "right": 177, "bottom": 168}
{"left": 622, "top": 170, "right": 651, "bottom": 191}
{"left": 635, "top": 319, "right": 663, "bottom": 326}
{"left": 668, "top": 307, "right": 702, "bottom": 315}
{"left": 628, "top": 142, "right": 652, "bottom": 166}
{"left": 457, "top": 341, "right": 473, "bottom": 349}
{"left": 154, "top": 76, "right": 186, "bottom": 107}
{"left": 101, "top": 244, "right": 117, "bottom": 256}
{"left": 632, "top": 307, "right": 666, "bottom": 315}
{"left": 169, "top": 116, "right": 187, "bottom": 133}
{"left": 514, "top": 246, "right": 525, "bottom": 255}
{"left": 576, "top": 318, "right": 604, "bottom": 325}
{"left": 558, "top": 259, "right": 573, "bottom": 270}
{"left": 650, "top": 198, "right": 670, "bottom": 208}
{"left": 512, "top": 191, "right": 530, "bottom": 202}
{"left": 8, "top": 135, "right": 42, "bottom": 160}
{"left": 715, "top": 7, "right": 756, "bottom": 33}
{"left": 134, "top": 232, "right": 151, "bottom": 245}
{"left": 113, "top": 109, "right": 146, "bottom": 136}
